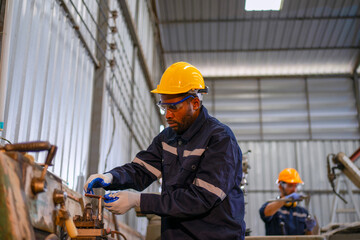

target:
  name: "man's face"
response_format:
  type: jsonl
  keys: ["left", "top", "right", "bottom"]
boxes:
{"left": 160, "top": 94, "right": 200, "bottom": 134}
{"left": 280, "top": 182, "right": 298, "bottom": 196}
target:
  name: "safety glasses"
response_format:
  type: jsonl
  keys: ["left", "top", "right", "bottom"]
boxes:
{"left": 280, "top": 182, "right": 303, "bottom": 191}
{"left": 157, "top": 95, "right": 194, "bottom": 112}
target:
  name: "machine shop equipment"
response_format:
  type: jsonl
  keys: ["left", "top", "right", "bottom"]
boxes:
{"left": 327, "top": 151, "right": 360, "bottom": 194}
{"left": 0, "top": 141, "right": 133, "bottom": 240}
{"left": 326, "top": 150, "right": 360, "bottom": 219}
{"left": 53, "top": 192, "right": 127, "bottom": 240}
{"left": 322, "top": 149, "right": 360, "bottom": 239}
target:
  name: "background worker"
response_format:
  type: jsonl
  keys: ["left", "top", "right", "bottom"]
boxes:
{"left": 259, "top": 168, "right": 317, "bottom": 235}
{"left": 84, "top": 62, "right": 246, "bottom": 239}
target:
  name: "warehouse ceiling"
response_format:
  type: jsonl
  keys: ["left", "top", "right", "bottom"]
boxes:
{"left": 153, "top": 0, "right": 360, "bottom": 78}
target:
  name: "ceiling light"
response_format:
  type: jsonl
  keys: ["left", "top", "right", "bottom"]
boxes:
{"left": 245, "top": 0, "right": 283, "bottom": 11}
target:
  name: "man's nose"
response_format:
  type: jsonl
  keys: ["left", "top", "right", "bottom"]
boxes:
{"left": 165, "top": 109, "right": 174, "bottom": 118}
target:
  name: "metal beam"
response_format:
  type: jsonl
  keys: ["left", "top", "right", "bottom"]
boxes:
{"left": 117, "top": 0, "right": 165, "bottom": 125}
{"left": 164, "top": 46, "right": 359, "bottom": 54}
{"left": 304, "top": 77, "right": 313, "bottom": 139}
{"left": 353, "top": 72, "right": 360, "bottom": 137}
{"left": 247, "top": 189, "right": 360, "bottom": 194}
{"left": 205, "top": 73, "right": 353, "bottom": 80}
{"left": 88, "top": 0, "right": 109, "bottom": 176}
{"left": 57, "top": 0, "right": 100, "bottom": 68}
{"left": 353, "top": 51, "right": 360, "bottom": 75}
{"left": 149, "top": 0, "right": 166, "bottom": 71}
{"left": 159, "top": 15, "right": 360, "bottom": 25}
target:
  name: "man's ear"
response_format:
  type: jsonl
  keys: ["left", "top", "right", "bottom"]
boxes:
{"left": 192, "top": 97, "right": 201, "bottom": 110}
{"left": 279, "top": 184, "right": 285, "bottom": 196}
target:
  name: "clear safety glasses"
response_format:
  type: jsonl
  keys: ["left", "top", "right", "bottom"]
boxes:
{"left": 280, "top": 182, "right": 303, "bottom": 191}
{"left": 157, "top": 95, "right": 194, "bottom": 112}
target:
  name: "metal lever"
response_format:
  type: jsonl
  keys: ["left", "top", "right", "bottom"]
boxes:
{"left": 327, "top": 153, "right": 348, "bottom": 203}
{"left": 85, "top": 193, "right": 105, "bottom": 222}
{"left": 31, "top": 144, "right": 57, "bottom": 194}
{"left": 53, "top": 189, "right": 78, "bottom": 238}
{"left": 0, "top": 141, "right": 58, "bottom": 195}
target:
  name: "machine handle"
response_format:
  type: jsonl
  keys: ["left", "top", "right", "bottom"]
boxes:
{"left": 0, "top": 141, "right": 51, "bottom": 152}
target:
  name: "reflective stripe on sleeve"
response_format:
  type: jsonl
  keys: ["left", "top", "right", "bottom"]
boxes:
{"left": 293, "top": 212, "right": 307, "bottom": 218}
{"left": 193, "top": 178, "right": 226, "bottom": 200}
{"left": 133, "top": 157, "right": 162, "bottom": 178}
{"left": 280, "top": 210, "right": 307, "bottom": 218}
{"left": 162, "top": 142, "right": 177, "bottom": 155}
{"left": 183, "top": 148, "right": 205, "bottom": 157}
{"left": 280, "top": 210, "right": 290, "bottom": 215}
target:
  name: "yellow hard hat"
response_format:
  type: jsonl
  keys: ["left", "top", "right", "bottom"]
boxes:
{"left": 276, "top": 168, "right": 304, "bottom": 184}
{"left": 151, "top": 62, "right": 207, "bottom": 94}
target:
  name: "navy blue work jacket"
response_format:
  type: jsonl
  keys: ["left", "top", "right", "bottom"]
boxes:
{"left": 259, "top": 202, "right": 309, "bottom": 235}
{"left": 105, "top": 106, "right": 245, "bottom": 239}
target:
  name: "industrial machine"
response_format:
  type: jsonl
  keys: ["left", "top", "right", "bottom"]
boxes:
{"left": 323, "top": 148, "right": 360, "bottom": 239}
{"left": 0, "top": 141, "right": 140, "bottom": 240}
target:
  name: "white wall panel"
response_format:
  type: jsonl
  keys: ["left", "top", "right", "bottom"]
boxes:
{"left": 240, "top": 140, "right": 360, "bottom": 236}
{"left": 1, "top": 0, "right": 95, "bottom": 189}
{"left": 203, "top": 77, "right": 360, "bottom": 141}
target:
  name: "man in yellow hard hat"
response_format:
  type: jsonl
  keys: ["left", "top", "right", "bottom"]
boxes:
{"left": 259, "top": 168, "right": 316, "bottom": 235}
{"left": 84, "top": 62, "right": 246, "bottom": 239}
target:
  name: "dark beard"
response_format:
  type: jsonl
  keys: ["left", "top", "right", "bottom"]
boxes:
{"left": 174, "top": 110, "right": 195, "bottom": 135}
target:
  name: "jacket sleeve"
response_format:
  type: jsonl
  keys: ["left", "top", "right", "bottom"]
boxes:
{"left": 104, "top": 134, "right": 163, "bottom": 191}
{"left": 140, "top": 133, "right": 242, "bottom": 218}
{"left": 259, "top": 202, "right": 274, "bottom": 222}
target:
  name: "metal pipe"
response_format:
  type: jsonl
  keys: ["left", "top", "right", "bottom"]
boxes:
{"left": 0, "top": 0, "right": 15, "bottom": 133}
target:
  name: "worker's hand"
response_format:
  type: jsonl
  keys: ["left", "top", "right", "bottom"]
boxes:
{"left": 285, "top": 192, "right": 301, "bottom": 201}
{"left": 104, "top": 191, "right": 140, "bottom": 215}
{"left": 83, "top": 173, "right": 113, "bottom": 194}
{"left": 305, "top": 217, "right": 316, "bottom": 231}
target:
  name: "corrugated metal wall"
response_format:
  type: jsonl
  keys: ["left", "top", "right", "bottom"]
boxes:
{"left": 202, "top": 77, "right": 360, "bottom": 235}
{"left": 1, "top": 0, "right": 163, "bottom": 235}
{"left": 1, "top": 0, "right": 96, "bottom": 189}
{"left": 99, "top": 0, "right": 162, "bottom": 189}
{"left": 203, "top": 77, "right": 360, "bottom": 140}
{"left": 2, "top": 0, "right": 359, "bottom": 237}
{"left": 95, "top": 0, "right": 163, "bottom": 234}
{"left": 240, "top": 140, "right": 360, "bottom": 236}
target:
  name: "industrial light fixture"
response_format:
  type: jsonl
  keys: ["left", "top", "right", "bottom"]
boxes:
{"left": 245, "top": 0, "right": 283, "bottom": 11}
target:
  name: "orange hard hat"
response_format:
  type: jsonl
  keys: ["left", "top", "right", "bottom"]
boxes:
{"left": 276, "top": 168, "right": 304, "bottom": 184}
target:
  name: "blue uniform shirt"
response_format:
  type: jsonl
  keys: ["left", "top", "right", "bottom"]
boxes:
{"left": 259, "top": 202, "right": 309, "bottom": 235}
{"left": 105, "top": 106, "right": 245, "bottom": 239}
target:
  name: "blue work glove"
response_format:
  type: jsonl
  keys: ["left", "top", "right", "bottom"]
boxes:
{"left": 104, "top": 191, "right": 140, "bottom": 214}
{"left": 285, "top": 192, "right": 301, "bottom": 201}
{"left": 83, "top": 173, "right": 113, "bottom": 194}
{"left": 305, "top": 217, "right": 316, "bottom": 231}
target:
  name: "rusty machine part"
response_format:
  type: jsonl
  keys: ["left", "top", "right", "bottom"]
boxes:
{"left": 326, "top": 151, "right": 360, "bottom": 203}
{"left": 0, "top": 141, "right": 57, "bottom": 194}
{"left": 65, "top": 193, "right": 127, "bottom": 240}
{"left": 0, "top": 141, "right": 130, "bottom": 239}
{"left": 53, "top": 189, "right": 79, "bottom": 238}
{"left": 327, "top": 153, "right": 348, "bottom": 203}
{"left": 74, "top": 194, "right": 105, "bottom": 229}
